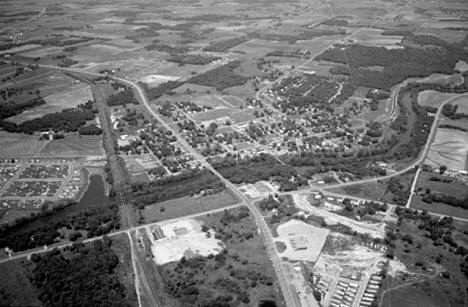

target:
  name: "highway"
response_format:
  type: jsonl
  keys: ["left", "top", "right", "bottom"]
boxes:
{"left": 4, "top": 62, "right": 467, "bottom": 306}
{"left": 116, "top": 73, "right": 301, "bottom": 307}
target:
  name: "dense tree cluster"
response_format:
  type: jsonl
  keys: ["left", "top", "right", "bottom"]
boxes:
{"left": 0, "top": 97, "right": 45, "bottom": 120}
{"left": 421, "top": 191, "right": 468, "bottom": 209}
{"left": 210, "top": 153, "right": 308, "bottom": 191}
{"left": 0, "top": 202, "right": 120, "bottom": 252}
{"left": 254, "top": 28, "right": 346, "bottom": 44}
{"left": 258, "top": 195, "right": 298, "bottom": 224}
{"left": 106, "top": 87, "right": 138, "bottom": 106}
{"left": 30, "top": 238, "right": 131, "bottom": 307}
{"left": 167, "top": 54, "right": 220, "bottom": 65}
{"left": 319, "top": 44, "right": 468, "bottom": 90}
{"left": 144, "top": 42, "right": 190, "bottom": 55}
{"left": 203, "top": 37, "right": 248, "bottom": 52}
{"left": 187, "top": 61, "right": 249, "bottom": 90}
{"left": 442, "top": 104, "right": 468, "bottom": 119}
{"left": 1, "top": 100, "right": 97, "bottom": 134}
{"left": 128, "top": 169, "right": 225, "bottom": 208}
{"left": 78, "top": 124, "right": 102, "bottom": 135}
{"left": 143, "top": 80, "right": 183, "bottom": 100}
{"left": 285, "top": 152, "right": 386, "bottom": 179}
{"left": 386, "top": 176, "right": 412, "bottom": 206}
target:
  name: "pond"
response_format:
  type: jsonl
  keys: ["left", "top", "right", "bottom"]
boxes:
{"left": 10, "top": 174, "right": 109, "bottom": 232}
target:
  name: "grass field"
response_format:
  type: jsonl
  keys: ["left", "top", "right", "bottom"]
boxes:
{"left": 411, "top": 171, "right": 468, "bottom": 219}
{"left": 0, "top": 132, "right": 48, "bottom": 158}
{"left": 0, "top": 259, "right": 41, "bottom": 306}
{"left": 192, "top": 107, "right": 235, "bottom": 122}
{"left": 417, "top": 90, "right": 459, "bottom": 109}
{"left": 142, "top": 189, "right": 239, "bottom": 223}
{"left": 411, "top": 196, "right": 468, "bottom": 219}
{"left": 192, "top": 95, "right": 228, "bottom": 109}
{"left": 415, "top": 171, "right": 468, "bottom": 199}
{"left": 425, "top": 128, "right": 468, "bottom": 171}
{"left": 38, "top": 135, "right": 104, "bottom": 157}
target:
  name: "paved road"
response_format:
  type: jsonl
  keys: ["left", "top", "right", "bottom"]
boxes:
{"left": 254, "top": 20, "right": 381, "bottom": 103}
{"left": 299, "top": 93, "right": 468, "bottom": 193}
{"left": 8, "top": 62, "right": 468, "bottom": 306}
{"left": 117, "top": 74, "right": 301, "bottom": 307}
{"left": 8, "top": 63, "right": 298, "bottom": 306}
{"left": 0, "top": 203, "right": 243, "bottom": 264}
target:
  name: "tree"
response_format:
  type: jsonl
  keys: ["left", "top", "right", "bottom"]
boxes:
{"left": 439, "top": 165, "right": 447, "bottom": 174}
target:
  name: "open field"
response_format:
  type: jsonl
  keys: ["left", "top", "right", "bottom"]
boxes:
{"left": 348, "top": 28, "right": 403, "bottom": 49}
{"left": 0, "top": 132, "right": 47, "bottom": 158}
{"left": 191, "top": 107, "right": 235, "bottom": 122}
{"left": 122, "top": 154, "right": 160, "bottom": 173}
{"left": 411, "top": 196, "right": 468, "bottom": 220}
{"left": 425, "top": 128, "right": 468, "bottom": 171}
{"left": 192, "top": 95, "right": 230, "bottom": 109}
{"left": 416, "top": 171, "right": 468, "bottom": 200}
{"left": 417, "top": 90, "right": 460, "bottom": 109}
{"left": 38, "top": 135, "right": 104, "bottom": 157}
{"left": 142, "top": 190, "right": 239, "bottom": 223}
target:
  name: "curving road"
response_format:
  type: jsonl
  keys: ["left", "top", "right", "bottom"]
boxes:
{"left": 6, "top": 61, "right": 468, "bottom": 306}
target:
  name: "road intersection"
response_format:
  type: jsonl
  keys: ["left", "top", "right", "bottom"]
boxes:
{"left": 3, "top": 61, "right": 467, "bottom": 307}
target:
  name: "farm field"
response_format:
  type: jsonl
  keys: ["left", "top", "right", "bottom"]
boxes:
{"left": 38, "top": 135, "right": 105, "bottom": 157}
{"left": 1, "top": 0, "right": 468, "bottom": 306}
{"left": 348, "top": 28, "right": 403, "bottom": 49}
{"left": 142, "top": 190, "right": 239, "bottom": 223}
{"left": 417, "top": 90, "right": 460, "bottom": 109}
{"left": 425, "top": 128, "right": 468, "bottom": 171}
{"left": 0, "top": 132, "right": 48, "bottom": 158}
{"left": 6, "top": 84, "right": 93, "bottom": 124}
